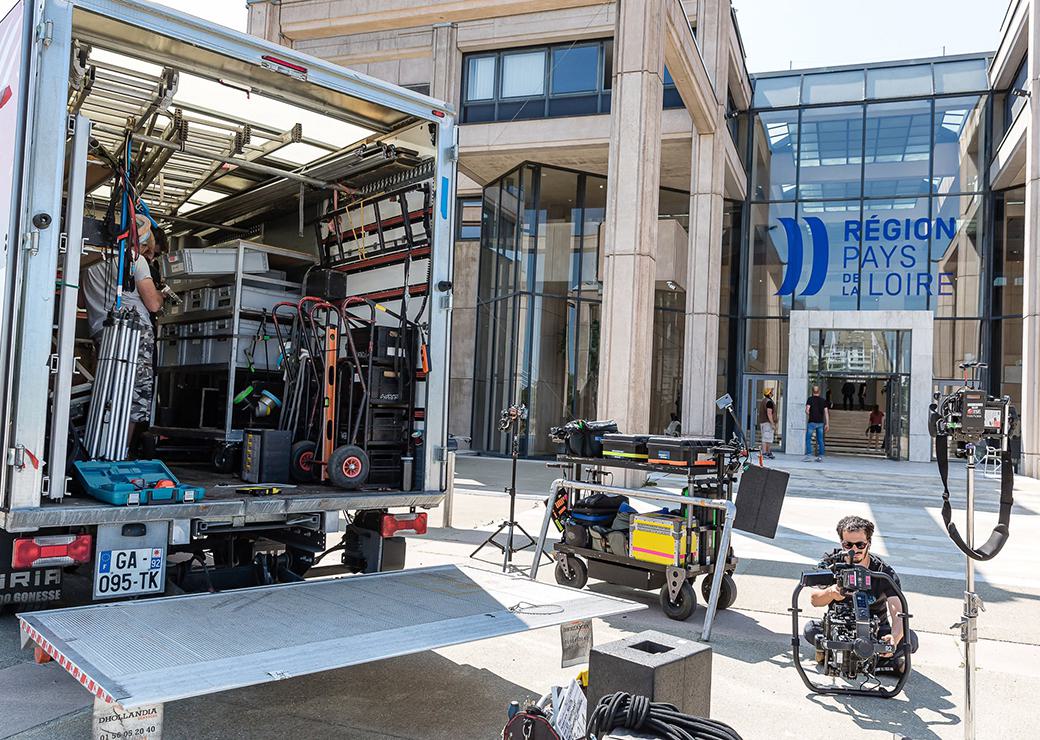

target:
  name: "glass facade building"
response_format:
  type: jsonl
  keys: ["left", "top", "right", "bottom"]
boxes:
{"left": 472, "top": 163, "right": 690, "bottom": 455}
{"left": 736, "top": 55, "right": 1025, "bottom": 458}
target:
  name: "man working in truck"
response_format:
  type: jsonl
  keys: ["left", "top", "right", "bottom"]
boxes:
{"left": 81, "top": 214, "right": 164, "bottom": 448}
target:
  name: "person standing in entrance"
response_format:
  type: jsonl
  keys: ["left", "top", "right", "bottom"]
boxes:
{"left": 841, "top": 379, "right": 855, "bottom": 410}
{"left": 758, "top": 387, "right": 777, "bottom": 460}
{"left": 867, "top": 404, "right": 885, "bottom": 450}
{"left": 804, "top": 385, "right": 829, "bottom": 462}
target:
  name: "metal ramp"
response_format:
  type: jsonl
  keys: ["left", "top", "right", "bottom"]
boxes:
{"left": 19, "top": 565, "right": 643, "bottom": 708}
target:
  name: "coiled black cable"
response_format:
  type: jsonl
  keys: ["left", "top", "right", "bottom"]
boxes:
{"left": 586, "top": 692, "right": 742, "bottom": 740}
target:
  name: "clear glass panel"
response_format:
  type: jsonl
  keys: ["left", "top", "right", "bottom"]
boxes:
{"left": 579, "top": 174, "right": 607, "bottom": 292}
{"left": 995, "top": 187, "right": 1025, "bottom": 317}
{"left": 477, "top": 183, "right": 502, "bottom": 303}
{"left": 857, "top": 194, "right": 931, "bottom": 311}
{"left": 748, "top": 202, "right": 793, "bottom": 316}
{"left": 933, "top": 59, "right": 989, "bottom": 94}
{"left": 519, "top": 165, "right": 539, "bottom": 292}
{"left": 863, "top": 99, "right": 931, "bottom": 196}
{"left": 866, "top": 64, "right": 933, "bottom": 98}
{"left": 551, "top": 44, "right": 599, "bottom": 94}
{"left": 751, "top": 109, "right": 798, "bottom": 201}
{"left": 809, "top": 329, "right": 898, "bottom": 374}
{"left": 745, "top": 318, "right": 788, "bottom": 374}
{"left": 801, "top": 70, "right": 864, "bottom": 104}
{"left": 466, "top": 56, "right": 496, "bottom": 101}
{"left": 651, "top": 291, "right": 685, "bottom": 434}
{"left": 933, "top": 319, "right": 980, "bottom": 377}
{"left": 533, "top": 166, "right": 580, "bottom": 295}
{"left": 793, "top": 200, "right": 861, "bottom": 311}
{"left": 932, "top": 193, "right": 983, "bottom": 318}
{"left": 574, "top": 300, "right": 600, "bottom": 419}
{"left": 524, "top": 295, "right": 572, "bottom": 454}
{"left": 798, "top": 105, "right": 863, "bottom": 200}
{"left": 719, "top": 202, "right": 742, "bottom": 315}
{"left": 495, "top": 169, "right": 522, "bottom": 295}
{"left": 999, "top": 318, "right": 1023, "bottom": 404}
{"left": 501, "top": 50, "right": 546, "bottom": 98}
{"left": 933, "top": 95, "right": 984, "bottom": 194}
{"left": 753, "top": 75, "right": 800, "bottom": 108}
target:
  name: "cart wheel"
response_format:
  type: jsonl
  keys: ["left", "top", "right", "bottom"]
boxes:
{"left": 328, "top": 445, "right": 369, "bottom": 490}
{"left": 554, "top": 556, "right": 588, "bottom": 590}
{"left": 659, "top": 580, "right": 697, "bottom": 621}
{"left": 212, "top": 444, "right": 239, "bottom": 474}
{"left": 290, "top": 441, "right": 319, "bottom": 483}
{"left": 700, "top": 573, "right": 738, "bottom": 610}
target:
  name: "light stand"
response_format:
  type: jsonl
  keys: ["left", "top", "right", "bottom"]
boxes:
{"left": 958, "top": 441, "right": 982, "bottom": 740}
{"left": 470, "top": 404, "right": 553, "bottom": 573}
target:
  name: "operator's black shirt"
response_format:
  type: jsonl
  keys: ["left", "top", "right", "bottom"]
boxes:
{"left": 817, "top": 552, "right": 901, "bottom": 627}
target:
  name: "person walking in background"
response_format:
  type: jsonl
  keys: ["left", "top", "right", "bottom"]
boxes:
{"left": 858, "top": 381, "right": 867, "bottom": 411}
{"left": 867, "top": 404, "right": 885, "bottom": 450}
{"left": 804, "top": 385, "right": 829, "bottom": 462}
{"left": 758, "top": 387, "right": 777, "bottom": 460}
{"left": 841, "top": 379, "right": 855, "bottom": 410}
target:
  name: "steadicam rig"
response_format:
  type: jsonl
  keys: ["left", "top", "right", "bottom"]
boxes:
{"left": 790, "top": 549, "right": 912, "bottom": 698}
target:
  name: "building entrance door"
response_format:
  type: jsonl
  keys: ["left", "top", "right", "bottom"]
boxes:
{"left": 807, "top": 329, "right": 911, "bottom": 460}
{"left": 742, "top": 376, "right": 784, "bottom": 453}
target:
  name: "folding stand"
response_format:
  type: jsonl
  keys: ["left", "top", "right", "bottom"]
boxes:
{"left": 470, "top": 404, "right": 553, "bottom": 573}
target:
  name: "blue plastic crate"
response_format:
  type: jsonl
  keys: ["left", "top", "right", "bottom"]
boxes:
{"left": 73, "top": 460, "right": 205, "bottom": 506}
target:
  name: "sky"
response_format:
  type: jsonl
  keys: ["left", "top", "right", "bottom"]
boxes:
{"left": 731, "top": 0, "right": 1009, "bottom": 73}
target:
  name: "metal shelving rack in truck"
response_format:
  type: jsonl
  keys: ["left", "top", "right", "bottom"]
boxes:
{"left": 151, "top": 240, "right": 315, "bottom": 469}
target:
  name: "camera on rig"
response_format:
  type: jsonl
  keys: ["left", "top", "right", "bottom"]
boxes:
{"left": 790, "top": 549, "right": 912, "bottom": 698}
{"left": 928, "top": 362, "right": 1016, "bottom": 448}
{"left": 498, "top": 404, "right": 528, "bottom": 432}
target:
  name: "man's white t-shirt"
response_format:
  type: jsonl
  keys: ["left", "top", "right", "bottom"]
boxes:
{"left": 82, "top": 254, "right": 152, "bottom": 337}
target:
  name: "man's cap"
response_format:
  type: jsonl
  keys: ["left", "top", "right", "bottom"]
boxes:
{"left": 763, "top": 387, "right": 773, "bottom": 396}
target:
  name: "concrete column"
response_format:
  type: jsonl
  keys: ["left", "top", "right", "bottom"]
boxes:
{"left": 597, "top": 0, "right": 665, "bottom": 437}
{"left": 430, "top": 22, "right": 461, "bottom": 109}
{"left": 246, "top": 0, "right": 284, "bottom": 45}
{"left": 682, "top": 0, "right": 729, "bottom": 435}
{"left": 1021, "top": 3, "right": 1040, "bottom": 477}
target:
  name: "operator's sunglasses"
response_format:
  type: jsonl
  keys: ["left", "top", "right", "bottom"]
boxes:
{"left": 842, "top": 540, "right": 869, "bottom": 550}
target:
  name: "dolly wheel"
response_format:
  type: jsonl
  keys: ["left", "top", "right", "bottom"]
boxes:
{"left": 554, "top": 556, "right": 588, "bottom": 590}
{"left": 700, "top": 573, "right": 738, "bottom": 610}
{"left": 328, "top": 445, "right": 369, "bottom": 490}
{"left": 290, "top": 441, "right": 319, "bottom": 483}
{"left": 659, "top": 580, "right": 697, "bottom": 621}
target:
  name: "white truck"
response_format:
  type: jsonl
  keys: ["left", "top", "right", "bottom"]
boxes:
{"left": 0, "top": 0, "right": 461, "bottom": 606}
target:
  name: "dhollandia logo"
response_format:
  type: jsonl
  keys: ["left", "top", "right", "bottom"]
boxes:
{"left": 776, "top": 215, "right": 958, "bottom": 298}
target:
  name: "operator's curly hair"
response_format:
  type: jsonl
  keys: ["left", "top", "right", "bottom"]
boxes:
{"left": 836, "top": 515, "right": 874, "bottom": 541}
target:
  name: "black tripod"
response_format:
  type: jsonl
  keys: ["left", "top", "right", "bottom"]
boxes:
{"left": 470, "top": 404, "right": 553, "bottom": 573}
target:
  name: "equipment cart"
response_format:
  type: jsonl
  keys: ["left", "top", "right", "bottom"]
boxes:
{"left": 530, "top": 445, "right": 746, "bottom": 639}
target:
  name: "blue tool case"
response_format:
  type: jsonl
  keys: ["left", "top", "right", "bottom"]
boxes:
{"left": 73, "top": 460, "right": 205, "bottom": 506}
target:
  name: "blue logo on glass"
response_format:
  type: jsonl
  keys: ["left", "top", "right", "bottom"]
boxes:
{"left": 776, "top": 215, "right": 958, "bottom": 299}
{"left": 776, "top": 216, "right": 828, "bottom": 297}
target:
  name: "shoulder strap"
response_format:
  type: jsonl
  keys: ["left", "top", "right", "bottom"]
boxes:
{"left": 935, "top": 435, "right": 1013, "bottom": 561}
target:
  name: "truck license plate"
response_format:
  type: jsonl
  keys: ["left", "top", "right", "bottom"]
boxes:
{"left": 93, "top": 548, "right": 165, "bottom": 599}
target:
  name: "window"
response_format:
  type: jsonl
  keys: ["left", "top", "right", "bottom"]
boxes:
{"left": 456, "top": 198, "right": 482, "bottom": 241}
{"left": 933, "top": 59, "right": 989, "bottom": 94}
{"left": 552, "top": 44, "right": 599, "bottom": 94}
{"left": 866, "top": 64, "right": 932, "bottom": 99}
{"left": 461, "top": 39, "right": 677, "bottom": 123}
{"left": 501, "top": 51, "right": 546, "bottom": 98}
{"left": 466, "top": 56, "right": 496, "bottom": 100}
{"left": 801, "top": 70, "right": 864, "bottom": 105}
{"left": 1002, "top": 57, "right": 1028, "bottom": 137}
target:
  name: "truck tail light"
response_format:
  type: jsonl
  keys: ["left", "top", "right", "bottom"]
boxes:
{"left": 12, "top": 534, "right": 93, "bottom": 569}
{"left": 381, "top": 512, "right": 427, "bottom": 537}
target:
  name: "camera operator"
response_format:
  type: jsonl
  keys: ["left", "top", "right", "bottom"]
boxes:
{"left": 803, "top": 515, "right": 918, "bottom": 664}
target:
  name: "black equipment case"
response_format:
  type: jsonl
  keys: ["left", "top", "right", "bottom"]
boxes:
{"left": 646, "top": 436, "right": 722, "bottom": 467}
{"left": 602, "top": 433, "right": 650, "bottom": 461}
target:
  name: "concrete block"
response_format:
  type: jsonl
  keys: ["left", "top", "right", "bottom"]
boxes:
{"left": 588, "top": 630, "right": 711, "bottom": 718}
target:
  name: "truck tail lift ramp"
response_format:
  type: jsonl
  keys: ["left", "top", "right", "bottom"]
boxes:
{"left": 19, "top": 565, "right": 643, "bottom": 709}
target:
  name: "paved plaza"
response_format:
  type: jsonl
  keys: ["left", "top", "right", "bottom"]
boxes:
{"left": 2, "top": 453, "right": 1037, "bottom": 739}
